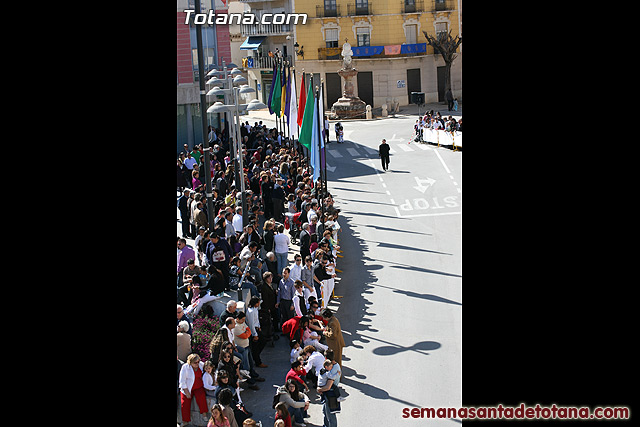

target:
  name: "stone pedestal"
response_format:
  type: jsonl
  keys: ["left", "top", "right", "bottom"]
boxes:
{"left": 331, "top": 66, "right": 366, "bottom": 119}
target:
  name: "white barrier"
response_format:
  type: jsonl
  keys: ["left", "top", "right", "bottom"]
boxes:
{"left": 421, "top": 128, "right": 462, "bottom": 148}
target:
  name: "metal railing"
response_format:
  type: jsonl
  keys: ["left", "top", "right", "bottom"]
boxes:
{"left": 242, "top": 55, "right": 293, "bottom": 69}
{"left": 317, "top": 47, "right": 429, "bottom": 60}
{"left": 347, "top": 1, "right": 372, "bottom": 15}
{"left": 432, "top": 0, "right": 456, "bottom": 11}
{"left": 318, "top": 47, "right": 342, "bottom": 60}
{"left": 316, "top": 4, "right": 342, "bottom": 17}
{"left": 401, "top": 0, "right": 424, "bottom": 13}
{"left": 241, "top": 23, "right": 292, "bottom": 36}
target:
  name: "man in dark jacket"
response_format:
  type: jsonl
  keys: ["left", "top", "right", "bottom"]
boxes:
{"left": 445, "top": 88, "right": 454, "bottom": 111}
{"left": 272, "top": 178, "right": 286, "bottom": 223}
{"left": 260, "top": 174, "right": 274, "bottom": 219}
{"left": 177, "top": 189, "right": 191, "bottom": 238}
{"left": 206, "top": 233, "right": 232, "bottom": 289}
{"left": 378, "top": 138, "right": 390, "bottom": 171}
{"left": 259, "top": 271, "right": 280, "bottom": 337}
{"left": 216, "top": 171, "right": 228, "bottom": 198}
{"left": 299, "top": 223, "right": 311, "bottom": 261}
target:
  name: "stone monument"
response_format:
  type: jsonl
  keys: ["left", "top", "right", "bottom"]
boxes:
{"left": 330, "top": 41, "right": 367, "bottom": 119}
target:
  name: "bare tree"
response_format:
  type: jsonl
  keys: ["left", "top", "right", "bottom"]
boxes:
{"left": 423, "top": 30, "right": 462, "bottom": 98}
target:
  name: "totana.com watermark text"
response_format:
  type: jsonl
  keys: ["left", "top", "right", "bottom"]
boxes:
{"left": 183, "top": 10, "right": 307, "bottom": 25}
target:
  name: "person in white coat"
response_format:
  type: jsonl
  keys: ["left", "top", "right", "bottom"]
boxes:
{"left": 178, "top": 353, "right": 209, "bottom": 424}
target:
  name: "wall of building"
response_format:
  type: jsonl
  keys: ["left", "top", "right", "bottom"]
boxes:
{"left": 296, "top": 51, "right": 461, "bottom": 109}
{"left": 293, "top": 0, "right": 461, "bottom": 60}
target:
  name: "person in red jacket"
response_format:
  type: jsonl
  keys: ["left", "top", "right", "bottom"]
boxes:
{"left": 285, "top": 359, "right": 309, "bottom": 392}
{"left": 281, "top": 315, "right": 304, "bottom": 341}
{"left": 275, "top": 402, "right": 292, "bottom": 427}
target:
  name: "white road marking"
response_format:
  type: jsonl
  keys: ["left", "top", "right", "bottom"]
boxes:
{"left": 346, "top": 148, "right": 360, "bottom": 156}
{"left": 328, "top": 150, "right": 342, "bottom": 158}
{"left": 433, "top": 149, "right": 451, "bottom": 174}
{"left": 387, "top": 134, "right": 404, "bottom": 143}
{"left": 398, "top": 144, "right": 414, "bottom": 152}
{"left": 393, "top": 206, "right": 462, "bottom": 218}
{"left": 413, "top": 176, "right": 436, "bottom": 193}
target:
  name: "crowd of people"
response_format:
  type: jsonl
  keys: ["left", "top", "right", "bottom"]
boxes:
{"left": 414, "top": 110, "right": 462, "bottom": 140}
{"left": 177, "top": 122, "right": 346, "bottom": 427}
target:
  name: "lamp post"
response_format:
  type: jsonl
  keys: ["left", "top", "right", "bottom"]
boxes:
{"left": 192, "top": 0, "right": 216, "bottom": 232}
{"left": 207, "top": 94, "right": 267, "bottom": 228}
{"left": 206, "top": 66, "right": 245, "bottom": 196}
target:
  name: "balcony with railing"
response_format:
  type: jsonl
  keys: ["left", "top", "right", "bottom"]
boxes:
{"left": 431, "top": 0, "right": 456, "bottom": 12}
{"left": 318, "top": 44, "right": 429, "bottom": 60}
{"left": 241, "top": 22, "right": 292, "bottom": 36}
{"left": 316, "top": 4, "right": 342, "bottom": 17}
{"left": 347, "top": 1, "right": 372, "bottom": 16}
{"left": 401, "top": 0, "right": 424, "bottom": 13}
{"left": 241, "top": 54, "right": 293, "bottom": 69}
{"left": 318, "top": 47, "right": 342, "bottom": 60}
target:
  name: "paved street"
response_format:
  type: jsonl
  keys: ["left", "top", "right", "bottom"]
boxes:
{"left": 321, "top": 116, "right": 462, "bottom": 426}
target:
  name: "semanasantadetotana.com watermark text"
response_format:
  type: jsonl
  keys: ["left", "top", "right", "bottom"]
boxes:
{"left": 183, "top": 10, "right": 308, "bottom": 25}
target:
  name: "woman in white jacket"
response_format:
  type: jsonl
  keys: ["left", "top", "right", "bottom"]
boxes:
{"left": 179, "top": 353, "right": 210, "bottom": 424}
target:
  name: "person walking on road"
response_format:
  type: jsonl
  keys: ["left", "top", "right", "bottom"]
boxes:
{"left": 378, "top": 139, "right": 390, "bottom": 171}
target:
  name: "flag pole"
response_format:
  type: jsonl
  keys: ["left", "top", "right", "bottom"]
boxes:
{"left": 275, "top": 59, "right": 280, "bottom": 136}
{"left": 285, "top": 62, "right": 290, "bottom": 143}
{"left": 298, "top": 68, "right": 304, "bottom": 157}
{"left": 315, "top": 83, "right": 324, "bottom": 208}
{"left": 321, "top": 79, "right": 327, "bottom": 198}
{"left": 283, "top": 59, "right": 288, "bottom": 143}
{"left": 315, "top": 83, "right": 323, "bottom": 197}
{"left": 308, "top": 73, "right": 313, "bottom": 165}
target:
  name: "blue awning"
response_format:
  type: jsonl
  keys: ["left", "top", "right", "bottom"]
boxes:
{"left": 240, "top": 36, "right": 267, "bottom": 50}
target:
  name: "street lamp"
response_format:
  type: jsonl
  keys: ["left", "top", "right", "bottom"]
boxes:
{"left": 207, "top": 89, "right": 267, "bottom": 227}
{"left": 207, "top": 94, "right": 267, "bottom": 302}
{"left": 205, "top": 64, "right": 247, "bottom": 198}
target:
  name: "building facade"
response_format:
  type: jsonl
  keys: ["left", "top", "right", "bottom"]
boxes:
{"left": 229, "top": 0, "right": 297, "bottom": 107}
{"left": 292, "top": 0, "right": 461, "bottom": 109}
{"left": 177, "top": 0, "right": 233, "bottom": 154}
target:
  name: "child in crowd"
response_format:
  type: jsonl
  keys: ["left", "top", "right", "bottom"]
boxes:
{"left": 203, "top": 360, "right": 217, "bottom": 398}
{"left": 208, "top": 403, "right": 230, "bottom": 427}
{"left": 302, "top": 318, "right": 327, "bottom": 352}
{"left": 275, "top": 402, "right": 292, "bottom": 427}
{"left": 290, "top": 339, "right": 303, "bottom": 363}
